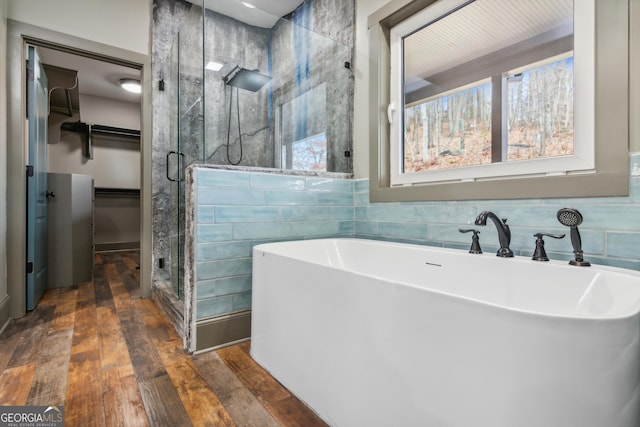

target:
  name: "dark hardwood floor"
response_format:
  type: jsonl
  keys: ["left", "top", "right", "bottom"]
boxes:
{"left": 0, "top": 251, "right": 327, "bottom": 426}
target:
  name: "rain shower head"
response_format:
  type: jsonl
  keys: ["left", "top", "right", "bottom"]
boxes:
{"left": 223, "top": 66, "right": 272, "bottom": 92}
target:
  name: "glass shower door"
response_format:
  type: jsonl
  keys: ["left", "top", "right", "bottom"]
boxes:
{"left": 167, "top": 33, "right": 183, "bottom": 297}
{"left": 166, "top": 1, "right": 204, "bottom": 298}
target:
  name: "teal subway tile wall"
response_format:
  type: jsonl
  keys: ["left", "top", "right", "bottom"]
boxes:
{"left": 193, "top": 155, "right": 640, "bottom": 319}
{"left": 353, "top": 154, "right": 640, "bottom": 270}
{"left": 193, "top": 168, "right": 355, "bottom": 320}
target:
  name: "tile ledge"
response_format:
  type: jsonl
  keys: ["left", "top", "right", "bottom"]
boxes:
{"left": 188, "top": 163, "right": 353, "bottom": 179}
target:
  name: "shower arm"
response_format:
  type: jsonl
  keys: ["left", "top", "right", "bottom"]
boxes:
{"left": 222, "top": 66, "right": 241, "bottom": 85}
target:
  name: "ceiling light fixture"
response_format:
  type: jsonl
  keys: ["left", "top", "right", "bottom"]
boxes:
{"left": 241, "top": 2, "right": 256, "bottom": 8}
{"left": 119, "top": 78, "right": 141, "bottom": 94}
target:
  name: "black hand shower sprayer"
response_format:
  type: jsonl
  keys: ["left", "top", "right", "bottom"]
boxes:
{"left": 221, "top": 66, "right": 272, "bottom": 165}
{"left": 556, "top": 208, "right": 591, "bottom": 266}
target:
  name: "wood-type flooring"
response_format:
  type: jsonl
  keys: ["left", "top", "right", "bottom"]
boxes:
{"left": 0, "top": 251, "right": 327, "bottom": 426}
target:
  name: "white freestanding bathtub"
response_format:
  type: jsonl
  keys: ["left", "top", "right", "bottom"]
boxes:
{"left": 250, "top": 238, "right": 640, "bottom": 427}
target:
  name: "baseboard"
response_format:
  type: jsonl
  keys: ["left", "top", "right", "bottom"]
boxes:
{"left": 95, "top": 241, "right": 140, "bottom": 252}
{"left": 0, "top": 295, "right": 10, "bottom": 335}
{"left": 151, "top": 282, "right": 185, "bottom": 339}
{"left": 196, "top": 310, "right": 252, "bottom": 352}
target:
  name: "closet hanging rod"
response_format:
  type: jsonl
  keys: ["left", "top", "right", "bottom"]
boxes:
{"left": 61, "top": 121, "right": 140, "bottom": 139}
{"left": 91, "top": 124, "right": 140, "bottom": 138}
{"left": 60, "top": 120, "right": 140, "bottom": 160}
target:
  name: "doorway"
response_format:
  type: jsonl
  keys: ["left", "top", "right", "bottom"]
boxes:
{"left": 6, "top": 21, "right": 151, "bottom": 318}
{"left": 38, "top": 45, "right": 142, "bottom": 310}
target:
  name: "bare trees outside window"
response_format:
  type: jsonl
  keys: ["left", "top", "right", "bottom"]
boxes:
{"left": 403, "top": 55, "right": 574, "bottom": 173}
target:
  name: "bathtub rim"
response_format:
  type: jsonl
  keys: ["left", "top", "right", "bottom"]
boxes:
{"left": 253, "top": 237, "right": 640, "bottom": 321}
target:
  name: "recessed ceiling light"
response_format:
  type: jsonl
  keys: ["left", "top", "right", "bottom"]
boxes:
{"left": 205, "top": 61, "right": 224, "bottom": 71}
{"left": 119, "top": 78, "right": 141, "bottom": 94}
{"left": 241, "top": 2, "right": 256, "bottom": 8}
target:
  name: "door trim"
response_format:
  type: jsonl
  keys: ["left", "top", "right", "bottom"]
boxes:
{"left": 6, "top": 20, "right": 152, "bottom": 318}
{"left": 0, "top": 296, "right": 10, "bottom": 334}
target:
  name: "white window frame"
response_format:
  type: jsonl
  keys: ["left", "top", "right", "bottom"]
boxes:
{"left": 388, "top": 0, "right": 595, "bottom": 187}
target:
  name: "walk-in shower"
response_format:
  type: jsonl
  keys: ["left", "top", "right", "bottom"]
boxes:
{"left": 152, "top": 0, "right": 354, "bottom": 332}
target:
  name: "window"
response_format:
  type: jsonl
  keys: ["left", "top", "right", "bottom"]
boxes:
{"left": 402, "top": 53, "right": 576, "bottom": 176}
{"left": 388, "top": 0, "right": 594, "bottom": 187}
{"left": 282, "top": 133, "right": 328, "bottom": 171}
{"left": 404, "top": 79, "right": 492, "bottom": 172}
{"left": 369, "top": 0, "right": 629, "bottom": 201}
{"left": 505, "top": 54, "right": 575, "bottom": 162}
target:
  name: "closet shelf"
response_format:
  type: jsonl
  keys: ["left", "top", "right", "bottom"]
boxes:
{"left": 94, "top": 187, "right": 140, "bottom": 197}
{"left": 61, "top": 121, "right": 140, "bottom": 139}
{"left": 60, "top": 121, "right": 140, "bottom": 160}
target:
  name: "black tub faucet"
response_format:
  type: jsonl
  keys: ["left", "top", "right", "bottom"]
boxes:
{"left": 474, "top": 211, "right": 514, "bottom": 257}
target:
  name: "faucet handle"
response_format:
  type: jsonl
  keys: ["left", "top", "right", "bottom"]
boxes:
{"left": 531, "top": 232, "right": 565, "bottom": 261}
{"left": 534, "top": 232, "right": 565, "bottom": 239}
{"left": 459, "top": 228, "right": 479, "bottom": 234}
{"left": 459, "top": 228, "right": 482, "bottom": 254}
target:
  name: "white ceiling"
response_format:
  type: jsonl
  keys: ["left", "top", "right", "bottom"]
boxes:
{"left": 38, "top": 46, "right": 141, "bottom": 104}
{"left": 404, "top": 0, "right": 573, "bottom": 81}
{"left": 189, "top": 0, "right": 306, "bottom": 28}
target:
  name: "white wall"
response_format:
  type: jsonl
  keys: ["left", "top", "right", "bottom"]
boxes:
{"left": 94, "top": 197, "right": 141, "bottom": 247}
{"left": 0, "top": 0, "right": 8, "bottom": 319}
{"left": 48, "top": 94, "right": 141, "bottom": 189}
{"left": 6, "top": 0, "right": 150, "bottom": 55}
{"left": 80, "top": 95, "right": 142, "bottom": 131}
{"left": 353, "top": 0, "right": 388, "bottom": 179}
{"left": 48, "top": 94, "right": 141, "bottom": 249}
